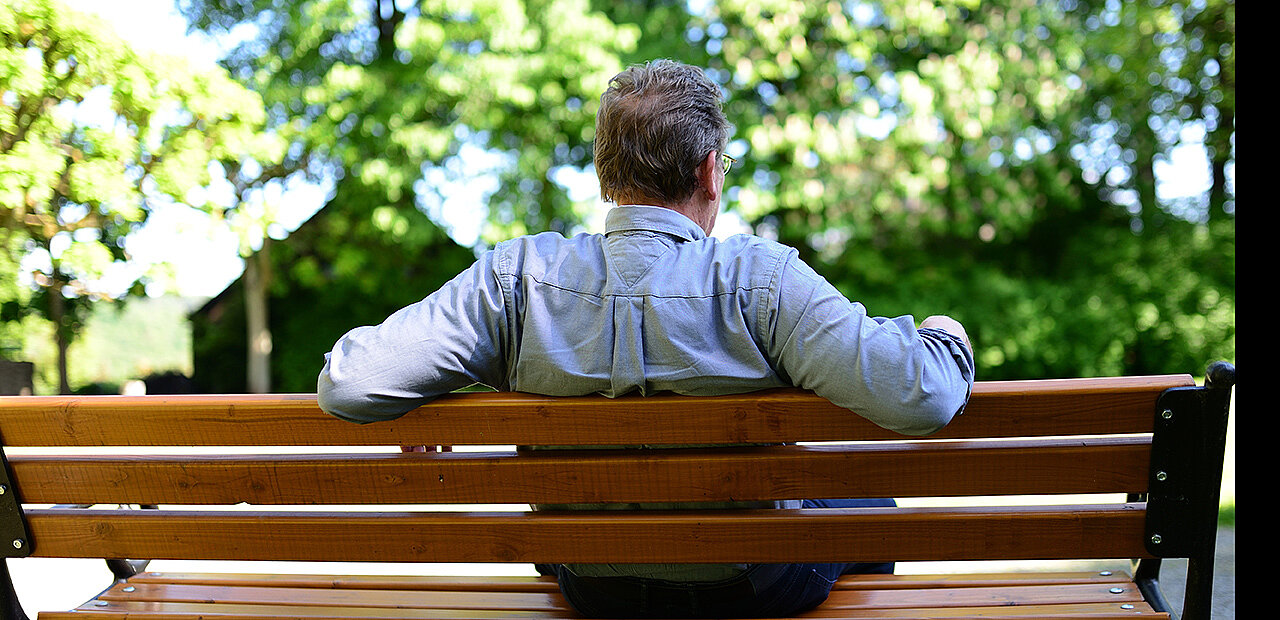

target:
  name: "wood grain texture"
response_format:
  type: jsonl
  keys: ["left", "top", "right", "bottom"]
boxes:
{"left": 0, "top": 375, "right": 1192, "bottom": 447}
{"left": 119, "top": 571, "right": 1139, "bottom": 592}
{"left": 37, "top": 572, "right": 1170, "bottom": 619}
{"left": 23, "top": 504, "right": 1154, "bottom": 564}
{"left": 123, "top": 572, "right": 562, "bottom": 592}
{"left": 7, "top": 374, "right": 1199, "bottom": 620}
{"left": 41, "top": 601, "right": 1169, "bottom": 619}
{"left": 9, "top": 436, "right": 1151, "bottom": 505}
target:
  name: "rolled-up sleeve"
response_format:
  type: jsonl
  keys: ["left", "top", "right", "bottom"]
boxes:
{"left": 317, "top": 251, "right": 508, "bottom": 424}
{"left": 767, "top": 252, "right": 975, "bottom": 436}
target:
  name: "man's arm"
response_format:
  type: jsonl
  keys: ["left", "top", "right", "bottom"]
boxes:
{"left": 317, "top": 251, "right": 509, "bottom": 423}
{"left": 766, "top": 254, "right": 975, "bottom": 436}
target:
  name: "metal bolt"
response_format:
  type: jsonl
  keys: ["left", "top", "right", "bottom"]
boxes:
{"left": 1161, "top": 408, "right": 1173, "bottom": 420}
{"left": 94, "top": 601, "right": 109, "bottom": 607}
{"left": 0, "top": 484, "right": 6, "bottom": 494}
{"left": 10, "top": 539, "right": 22, "bottom": 550}
{"left": 1151, "top": 533, "right": 1163, "bottom": 544}
{"left": 122, "top": 586, "right": 136, "bottom": 592}
{"left": 1099, "top": 570, "right": 1112, "bottom": 576}
{"left": 1121, "top": 604, "right": 1135, "bottom": 609}
{"left": 1155, "top": 471, "right": 1168, "bottom": 481}
{"left": 1109, "top": 587, "right": 1126, "bottom": 594}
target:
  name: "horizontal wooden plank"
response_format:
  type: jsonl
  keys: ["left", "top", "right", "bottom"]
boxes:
{"left": 43, "top": 573, "right": 1166, "bottom": 620}
{"left": 24, "top": 504, "right": 1154, "bottom": 564}
{"left": 41, "top": 600, "right": 1168, "bottom": 619}
{"left": 818, "top": 582, "right": 1146, "bottom": 609}
{"left": 52, "top": 600, "right": 576, "bottom": 619}
{"left": 97, "top": 581, "right": 1147, "bottom": 611}
{"left": 0, "top": 376, "right": 1192, "bottom": 447}
{"left": 124, "top": 572, "right": 561, "bottom": 592}
{"left": 9, "top": 436, "right": 1151, "bottom": 505}
{"left": 797, "top": 602, "right": 1167, "bottom": 618}
{"left": 123, "top": 570, "right": 1136, "bottom": 592}
{"left": 98, "top": 583, "right": 568, "bottom": 611}
{"left": 51, "top": 575, "right": 1166, "bottom": 619}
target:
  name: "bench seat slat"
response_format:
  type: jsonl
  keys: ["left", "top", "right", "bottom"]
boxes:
{"left": 101, "top": 582, "right": 1148, "bottom": 611}
{"left": 43, "top": 600, "right": 1170, "bottom": 619}
{"left": 818, "top": 583, "right": 1147, "bottom": 609}
{"left": 44, "top": 602, "right": 1171, "bottom": 619}
{"left": 121, "top": 571, "right": 1135, "bottom": 592}
{"left": 9, "top": 437, "right": 1151, "bottom": 505}
{"left": 124, "top": 573, "right": 562, "bottom": 591}
{"left": 92, "top": 581, "right": 1152, "bottom": 611}
{"left": 98, "top": 583, "right": 570, "bottom": 611}
{"left": 798, "top": 603, "right": 1168, "bottom": 618}
{"left": 41, "top": 576, "right": 1171, "bottom": 620}
{"left": 55, "top": 601, "right": 574, "bottom": 619}
{"left": 0, "top": 376, "right": 1192, "bottom": 447}
{"left": 24, "top": 505, "right": 1153, "bottom": 563}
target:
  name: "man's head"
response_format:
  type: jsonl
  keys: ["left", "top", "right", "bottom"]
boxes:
{"left": 594, "top": 59, "right": 731, "bottom": 212}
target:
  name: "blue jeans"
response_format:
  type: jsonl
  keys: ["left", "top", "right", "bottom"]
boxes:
{"left": 536, "top": 498, "right": 895, "bottom": 618}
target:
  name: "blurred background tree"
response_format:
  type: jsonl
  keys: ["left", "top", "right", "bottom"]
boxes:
{"left": 3, "top": 0, "right": 1233, "bottom": 392}
{"left": 1, "top": 0, "right": 268, "bottom": 392}
{"left": 592, "top": 0, "right": 1233, "bottom": 379}
{"left": 177, "top": 0, "right": 642, "bottom": 391}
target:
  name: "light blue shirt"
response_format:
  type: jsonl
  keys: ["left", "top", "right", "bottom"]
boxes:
{"left": 317, "top": 205, "right": 975, "bottom": 580}
{"left": 318, "top": 205, "right": 974, "bottom": 433}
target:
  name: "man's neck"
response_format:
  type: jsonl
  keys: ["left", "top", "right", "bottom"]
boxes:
{"left": 614, "top": 200, "right": 716, "bottom": 237}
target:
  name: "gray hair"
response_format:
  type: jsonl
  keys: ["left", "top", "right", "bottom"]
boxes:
{"left": 594, "top": 59, "right": 731, "bottom": 205}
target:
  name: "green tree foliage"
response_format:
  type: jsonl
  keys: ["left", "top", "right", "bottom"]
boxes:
{"left": 180, "top": 0, "right": 642, "bottom": 391}
{"left": 185, "top": 0, "right": 1231, "bottom": 384}
{"left": 598, "top": 0, "right": 1234, "bottom": 379}
{"left": 180, "top": 0, "right": 638, "bottom": 242}
{"left": 0, "top": 0, "right": 267, "bottom": 391}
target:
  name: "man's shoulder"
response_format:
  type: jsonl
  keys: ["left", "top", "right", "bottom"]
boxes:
{"left": 497, "top": 230, "right": 607, "bottom": 255}
{"left": 491, "top": 230, "right": 607, "bottom": 275}
{"left": 696, "top": 232, "right": 799, "bottom": 274}
{"left": 706, "top": 232, "right": 794, "bottom": 256}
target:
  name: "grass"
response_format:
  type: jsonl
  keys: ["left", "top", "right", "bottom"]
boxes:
{"left": 1218, "top": 502, "right": 1234, "bottom": 527}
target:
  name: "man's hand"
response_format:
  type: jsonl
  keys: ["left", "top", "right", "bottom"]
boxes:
{"left": 921, "top": 315, "right": 972, "bottom": 354}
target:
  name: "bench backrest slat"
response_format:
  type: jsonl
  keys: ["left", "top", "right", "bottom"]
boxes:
{"left": 0, "top": 376, "right": 1193, "bottom": 447}
{"left": 9, "top": 437, "right": 1151, "bottom": 506}
{"left": 1, "top": 372, "right": 1228, "bottom": 571}
{"left": 24, "top": 504, "right": 1152, "bottom": 564}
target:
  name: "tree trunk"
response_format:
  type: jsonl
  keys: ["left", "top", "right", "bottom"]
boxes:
{"left": 48, "top": 268, "right": 71, "bottom": 395}
{"left": 245, "top": 241, "right": 272, "bottom": 394}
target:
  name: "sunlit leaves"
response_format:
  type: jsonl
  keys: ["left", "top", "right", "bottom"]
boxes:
{"left": 1, "top": 0, "right": 267, "bottom": 376}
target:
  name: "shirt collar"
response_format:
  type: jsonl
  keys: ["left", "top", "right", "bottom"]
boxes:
{"left": 604, "top": 205, "right": 707, "bottom": 242}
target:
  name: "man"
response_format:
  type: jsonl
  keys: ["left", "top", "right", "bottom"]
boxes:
{"left": 318, "top": 59, "right": 975, "bottom": 618}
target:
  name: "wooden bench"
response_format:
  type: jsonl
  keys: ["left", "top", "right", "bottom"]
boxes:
{"left": 1, "top": 362, "right": 1234, "bottom": 619}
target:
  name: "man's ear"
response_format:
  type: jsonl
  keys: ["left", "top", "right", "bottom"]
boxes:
{"left": 698, "top": 150, "right": 721, "bottom": 202}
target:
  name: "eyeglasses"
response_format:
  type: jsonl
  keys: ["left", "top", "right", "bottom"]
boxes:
{"left": 721, "top": 152, "right": 737, "bottom": 174}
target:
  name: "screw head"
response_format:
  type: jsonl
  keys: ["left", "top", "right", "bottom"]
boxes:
{"left": 122, "top": 586, "right": 136, "bottom": 592}
{"left": 1109, "top": 587, "right": 1126, "bottom": 594}
{"left": 0, "top": 484, "right": 6, "bottom": 494}
{"left": 1155, "top": 471, "right": 1168, "bottom": 481}
{"left": 1099, "top": 570, "right": 1112, "bottom": 576}
{"left": 1151, "top": 533, "right": 1163, "bottom": 544}
{"left": 1161, "top": 408, "right": 1173, "bottom": 419}
{"left": 1121, "top": 604, "right": 1135, "bottom": 609}
{"left": 10, "top": 539, "right": 22, "bottom": 550}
